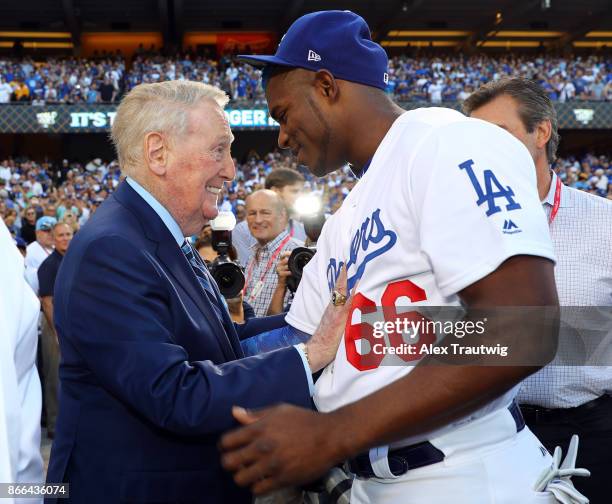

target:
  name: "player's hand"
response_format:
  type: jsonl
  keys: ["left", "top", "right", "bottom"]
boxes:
{"left": 220, "top": 404, "right": 344, "bottom": 495}
{"left": 305, "top": 264, "right": 353, "bottom": 372}
{"left": 276, "top": 251, "right": 292, "bottom": 286}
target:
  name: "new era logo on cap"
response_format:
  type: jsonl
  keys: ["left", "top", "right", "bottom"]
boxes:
{"left": 308, "top": 50, "right": 321, "bottom": 62}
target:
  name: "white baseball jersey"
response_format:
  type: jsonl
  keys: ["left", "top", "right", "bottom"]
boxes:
{"left": 286, "top": 108, "right": 556, "bottom": 446}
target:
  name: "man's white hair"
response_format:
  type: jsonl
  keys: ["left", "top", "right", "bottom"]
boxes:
{"left": 110, "top": 80, "right": 229, "bottom": 176}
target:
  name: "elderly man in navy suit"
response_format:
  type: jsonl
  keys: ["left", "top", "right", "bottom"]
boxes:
{"left": 45, "top": 81, "right": 347, "bottom": 503}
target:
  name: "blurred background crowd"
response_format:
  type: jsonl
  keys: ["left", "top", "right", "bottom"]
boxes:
{"left": 0, "top": 51, "right": 610, "bottom": 105}
{"left": 0, "top": 150, "right": 610, "bottom": 249}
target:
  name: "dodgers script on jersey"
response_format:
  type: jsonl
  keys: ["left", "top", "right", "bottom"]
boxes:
{"left": 286, "top": 107, "right": 556, "bottom": 445}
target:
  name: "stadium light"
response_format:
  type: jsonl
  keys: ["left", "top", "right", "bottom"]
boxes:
{"left": 489, "top": 31, "right": 564, "bottom": 38}
{"left": 387, "top": 30, "right": 471, "bottom": 37}
{"left": 381, "top": 40, "right": 460, "bottom": 47}
{"left": 573, "top": 41, "right": 610, "bottom": 48}
{"left": 585, "top": 31, "right": 612, "bottom": 38}
{"left": 0, "top": 31, "right": 71, "bottom": 39}
{"left": 479, "top": 41, "right": 542, "bottom": 48}
{"left": 0, "top": 41, "right": 74, "bottom": 49}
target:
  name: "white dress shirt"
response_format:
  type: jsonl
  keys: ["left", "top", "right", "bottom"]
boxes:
{"left": 24, "top": 241, "right": 53, "bottom": 295}
{"left": 0, "top": 221, "right": 44, "bottom": 502}
{"left": 518, "top": 172, "right": 612, "bottom": 408}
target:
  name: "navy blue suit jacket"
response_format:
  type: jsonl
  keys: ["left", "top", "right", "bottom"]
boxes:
{"left": 46, "top": 182, "right": 310, "bottom": 503}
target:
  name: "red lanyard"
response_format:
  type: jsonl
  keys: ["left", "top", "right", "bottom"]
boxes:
{"left": 245, "top": 234, "right": 291, "bottom": 297}
{"left": 549, "top": 175, "right": 562, "bottom": 225}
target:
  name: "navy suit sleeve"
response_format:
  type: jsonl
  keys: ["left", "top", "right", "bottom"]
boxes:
{"left": 234, "top": 314, "right": 287, "bottom": 341}
{"left": 61, "top": 236, "right": 311, "bottom": 435}
{"left": 242, "top": 300, "right": 256, "bottom": 321}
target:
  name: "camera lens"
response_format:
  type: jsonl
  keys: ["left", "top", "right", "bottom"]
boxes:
{"left": 288, "top": 247, "right": 316, "bottom": 279}
{"left": 211, "top": 261, "right": 245, "bottom": 298}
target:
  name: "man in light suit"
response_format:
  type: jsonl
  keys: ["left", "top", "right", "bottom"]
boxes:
{"left": 0, "top": 221, "right": 44, "bottom": 504}
{"left": 46, "top": 81, "right": 346, "bottom": 503}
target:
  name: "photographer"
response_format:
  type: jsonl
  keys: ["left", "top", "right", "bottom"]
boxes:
{"left": 268, "top": 194, "right": 326, "bottom": 315}
{"left": 243, "top": 190, "right": 302, "bottom": 317}
{"left": 234, "top": 168, "right": 306, "bottom": 266}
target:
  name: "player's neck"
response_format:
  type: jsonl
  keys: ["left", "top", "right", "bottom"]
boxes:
{"left": 347, "top": 102, "right": 405, "bottom": 170}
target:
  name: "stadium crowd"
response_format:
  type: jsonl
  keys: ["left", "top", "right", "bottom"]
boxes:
{"left": 0, "top": 151, "right": 610, "bottom": 247}
{"left": 387, "top": 53, "right": 612, "bottom": 102}
{"left": 0, "top": 51, "right": 610, "bottom": 104}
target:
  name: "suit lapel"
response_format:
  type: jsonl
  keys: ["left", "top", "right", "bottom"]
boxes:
{"left": 156, "top": 239, "right": 238, "bottom": 361}
{"left": 114, "top": 182, "right": 238, "bottom": 361}
{"left": 205, "top": 272, "right": 244, "bottom": 358}
{"left": 187, "top": 246, "right": 244, "bottom": 357}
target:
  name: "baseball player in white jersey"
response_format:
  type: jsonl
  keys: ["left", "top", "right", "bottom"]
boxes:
{"left": 222, "top": 11, "right": 588, "bottom": 504}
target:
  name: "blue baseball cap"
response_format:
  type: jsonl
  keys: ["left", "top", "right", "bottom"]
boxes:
{"left": 36, "top": 216, "right": 57, "bottom": 231}
{"left": 238, "top": 10, "right": 389, "bottom": 91}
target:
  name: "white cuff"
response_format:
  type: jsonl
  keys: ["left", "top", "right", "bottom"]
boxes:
{"left": 294, "top": 345, "right": 315, "bottom": 396}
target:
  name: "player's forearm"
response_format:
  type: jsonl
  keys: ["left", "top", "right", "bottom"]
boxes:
{"left": 326, "top": 363, "right": 540, "bottom": 461}
{"left": 327, "top": 290, "right": 559, "bottom": 458}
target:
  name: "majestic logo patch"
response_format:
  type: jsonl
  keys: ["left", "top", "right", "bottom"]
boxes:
{"left": 503, "top": 219, "right": 522, "bottom": 234}
{"left": 459, "top": 159, "right": 522, "bottom": 217}
{"left": 307, "top": 50, "right": 321, "bottom": 62}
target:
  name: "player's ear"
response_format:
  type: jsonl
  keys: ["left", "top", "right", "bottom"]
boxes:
{"left": 535, "top": 120, "right": 552, "bottom": 150}
{"left": 313, "top": 70, "right": 339, "bottom": 100}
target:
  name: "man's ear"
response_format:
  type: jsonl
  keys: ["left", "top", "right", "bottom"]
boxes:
{"left": 313, "top": 70, "right": 339, "bottom": 100}
{"left": 535, "top": 120, "right": 552, "bottom": 151}
{"left": 144, "top": 132, "right": 168, "bottom": 176}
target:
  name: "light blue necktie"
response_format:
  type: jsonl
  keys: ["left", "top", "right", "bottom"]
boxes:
{"left": 181, "top": 240, "right": 213, "bottom": 294}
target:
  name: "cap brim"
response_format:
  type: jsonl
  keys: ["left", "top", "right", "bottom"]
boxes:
{"left": 236, "top": 54, "right": 296, "bottom": 69}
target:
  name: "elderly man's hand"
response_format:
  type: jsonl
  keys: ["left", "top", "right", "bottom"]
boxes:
{"left": 220, "top": 405, "right": 346, "bottom": 495}
{"left": 303, "top": 264, "right": 353, "bottom": 372}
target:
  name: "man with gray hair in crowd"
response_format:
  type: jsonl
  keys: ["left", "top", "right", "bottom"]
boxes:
{"left": 243, "top": 189, "right": 302, "bottom": 317}
{"left": 45, "top": 80, "right": 349, "bottom": 504}
{"left": 24, "top": 215, "right": 56, "bottom": 294}
{"left": 464, "top": 77, "right": 612, "bottom": 503}
{"left": 234, "top": 168, "right": 306, "bottom": 266}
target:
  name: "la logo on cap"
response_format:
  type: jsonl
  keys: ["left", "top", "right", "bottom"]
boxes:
{"left": 308, "top": 50, "right": 321, "bottom": 62}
